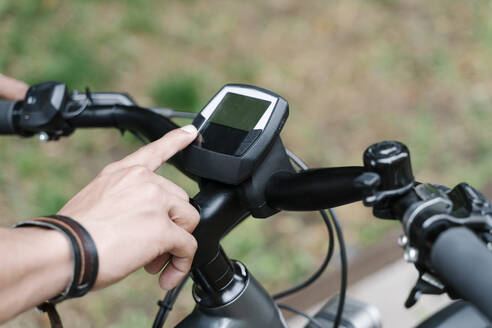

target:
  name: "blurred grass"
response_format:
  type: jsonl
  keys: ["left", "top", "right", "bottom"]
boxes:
{"left": 121, "top": 0, "right": 157, "bottom": 34}
{"left": 150, "top": 73, "right": 203, "bottom": 112}
{"left": 1, "top": 0, "right": 492, "bottom": 327}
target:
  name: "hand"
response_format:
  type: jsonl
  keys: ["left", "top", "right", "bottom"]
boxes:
{"left": 58, "top": 125, "right": 200, "bottom": 290}
{"left": 0, "top": 74, "right": 28, "bottom": 100}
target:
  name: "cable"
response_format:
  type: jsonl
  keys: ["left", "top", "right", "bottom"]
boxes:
{"left": 281, "top": 149, "right": 347, "bottom": 328}
{"left": 330, "top": 208, "right": 348, "bottom": 328}
{"left": 285, "top": 149, "right": 308, "bottom": 171}
{"left": 273, "top": 208, "right": 334, "bottom": 300}
{"left": 273, "top": 150, "right": 335, "bottom": 300}
{"left": 152, "top": 275, "right": 189, "bottom": 328}
{"left": 277, "top": 303, "right": 325, "bottom": 328}
{"left": 152, "top": 290, "right": 174, "bottom": 328}
{"left": 129, "top": 130, "right": 149, "bottom": 145}
{"left": 63, "top": 87, "right": 93, "bottom": 119}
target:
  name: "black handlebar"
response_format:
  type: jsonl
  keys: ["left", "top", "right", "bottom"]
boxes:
{"left": 265, "top": 167, "right": 378, "bottom": 211}
{"left": 0, "top": 100, "right": 17, "bottom": 134}
{"left": 0, "top": 94, "right": 195, "bottom": 179}
{"left": 68, "top": 105, "right": 198, "bottom": 181}
{"left": 431, "top": 227, "right": 492, "bottom": 320}
{"left": 68, "top": 105, "right": 179, "bottom": 140}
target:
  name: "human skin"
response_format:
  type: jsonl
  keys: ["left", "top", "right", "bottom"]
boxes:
{"left": 0, "top": 76, "right": 200, "bottom": 323}
{"left": 0, "top": 74, "right": 28, "bottom": 100}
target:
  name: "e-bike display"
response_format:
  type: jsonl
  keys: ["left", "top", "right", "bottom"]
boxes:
{"left": 182, "top": 84, "right": 289, "bottom": 185}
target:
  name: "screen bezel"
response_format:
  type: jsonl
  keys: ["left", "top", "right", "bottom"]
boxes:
{"left": 196, "top": 86, "right": 279, "bottom": 133}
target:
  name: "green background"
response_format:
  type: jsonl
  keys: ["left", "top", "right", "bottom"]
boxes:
{"left": 1, "top": 0, "right": 492, "bottom": 327}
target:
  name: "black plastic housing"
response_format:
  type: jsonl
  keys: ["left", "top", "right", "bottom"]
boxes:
{"left": 0, "top": 100, "right": 17, "bottom": 134}
{"left": 20, "top": 82, "right": 69, "bottom": 131}
{"left": 181, "top": 84, "right": 289, "bottom": 185}
{"left": 240, "top": 137, "right": 296, "bottom": 218}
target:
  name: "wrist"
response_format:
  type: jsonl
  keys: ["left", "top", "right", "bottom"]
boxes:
{"left": 15, "top": 226, "right": 73, "bottom": 298}
{"left": 9, "top": 216, "right": 99, "bottom": 327}
{"left": 0, "top": 226, "right": 72, "bottom": 320}
{"left": 15, "top": 215, "right": 100, "bottom": 301}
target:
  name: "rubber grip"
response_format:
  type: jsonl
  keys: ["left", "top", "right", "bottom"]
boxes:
{"left": 0, "top": 100, "right": 17, "bottom": 134}
{"left": 431, "top": 227, "right": 492, "bottom": 320}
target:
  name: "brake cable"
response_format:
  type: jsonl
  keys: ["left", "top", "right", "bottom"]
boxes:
{"left": 273, "top": 149, "right": 347, "bottom": 328}
{"left": 152, "top": 275, "right": 189, "bottom": 328}
{"left": 273, "top": 149, "right": 335, "bottom": 299}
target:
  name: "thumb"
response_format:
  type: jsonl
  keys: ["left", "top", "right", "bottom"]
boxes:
{"left": 0, "top": 74, "right": 29, "bottom": 100}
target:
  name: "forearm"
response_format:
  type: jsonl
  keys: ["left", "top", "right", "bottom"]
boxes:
{"left": 0, "top": 225, "right": 72, "bottom": 323}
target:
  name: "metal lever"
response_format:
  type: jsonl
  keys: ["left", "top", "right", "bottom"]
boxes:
{"left": 405, "top": 273, "right": 445, "bottom": 308}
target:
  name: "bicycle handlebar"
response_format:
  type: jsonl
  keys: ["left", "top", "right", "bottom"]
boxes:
{"left": 265, "top": 167, "right": 378, "bottom": 211}
{"left": 0, "top": 100, "right": 17, "bottom": 134}
{"left": 0, "top": 95, "right": 195, "bottom": 179}
{"left": 431, "top": 227, "right": 492, "bottom": 320}
{"left": 68, "top": 105, "right": 197, "bottom": 180}
{"left": 68, "top": 105, "right": 180, "bottom": 140}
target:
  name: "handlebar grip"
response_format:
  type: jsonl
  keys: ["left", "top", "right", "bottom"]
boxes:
{"left": 431, "top": 227, "right": 492, "bottom": 320}
{"left": 0, "top": 100, "right": 17, "bottom": 134}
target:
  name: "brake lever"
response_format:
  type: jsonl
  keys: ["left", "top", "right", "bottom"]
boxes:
{"left": 404, "top": 272, "right": 446, "bottom": 308}
{"left": 396, "top": 182, "right": 492, "bottom": 308}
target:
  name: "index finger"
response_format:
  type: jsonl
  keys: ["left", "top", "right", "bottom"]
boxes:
{"left": 111, "top": 125, "right": 197, "bottom": 172}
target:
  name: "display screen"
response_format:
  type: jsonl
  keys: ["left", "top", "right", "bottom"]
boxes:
{"left": 209, "top": 93, "right": 270, "bottom": 131}
{"left": 198, "top": 93, "right": 271, "bottom": 156}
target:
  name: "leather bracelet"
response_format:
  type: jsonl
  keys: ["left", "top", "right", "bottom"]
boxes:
{"left": 14, "top": 215, "right": 99, "bottom": 328}
{"left": 14, "top": 216, "right": 99, "bottom": 300}
{"left": 43, "top": 215, "right": 99, "bottom": 297}
{"left": 13, "top": 218, "right": 83, "bottom": 304}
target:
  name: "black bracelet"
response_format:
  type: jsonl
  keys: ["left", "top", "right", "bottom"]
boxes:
{"left": 44, "top": 215, "right": 99, "bottom": 298}
{"left": 14, "top": 215, "right": 99, "bottom": 328}
{"left": 14, "top": 219, "right": 83, "bottom": 303}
